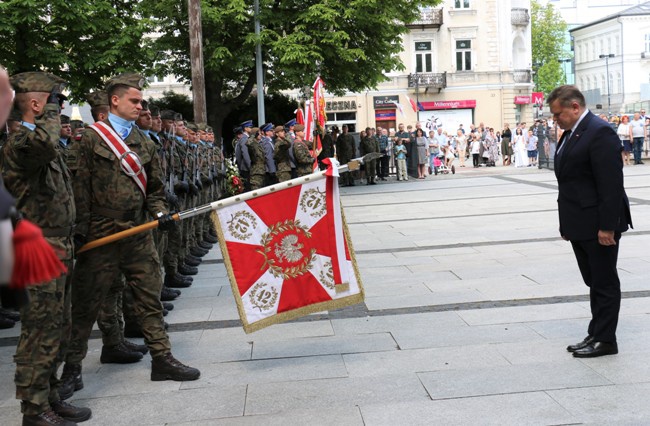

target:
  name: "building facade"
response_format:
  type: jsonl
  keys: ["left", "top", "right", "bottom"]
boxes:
{"left": 312, "top": 0, "right": 535, "bottom": 135}
{"left": 570, "top": 2, "right": 650, "bottom": 114}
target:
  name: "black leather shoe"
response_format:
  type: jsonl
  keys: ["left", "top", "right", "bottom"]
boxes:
{"left": 100, "top": 342, "right": 143, "bottom": 364}
{"left": 209, "top": 229, "right": 218, "bottom": 238}
{"left": 0, "top": 315, "right": 15, "bottom": 329}
{"left": 198, "top": 240, "right": 213, "bottom": 250}
{"left": 162, "top": 308, "right": 169, "bottom": 317}
{"left": 184, "top": 255, "right": 201, "bottom": 267}
{"left": 203, "top": 233, "right": 218, "bottom": 244}
{"left": 160, "top": 286, "right": 180, "bottom": 302}
{"left": 164, "top": 273, "right": 191, "bottom": 288}
{"left": 22, "top": 409, "right": 76, "bottom": 426}
{"left": 122, "top": 339, "right": 148, "bottom": 355}
{"left": 162, "top": 302, "right": 174, "bottom": 311}
{"left": 178, "top": 264, "right": 198, "bottom": 276}
{"left": 151, "top": 353, "right": 200, "bottom": 381}
{"left": 51, "top": 400, "right": 92, "bottom": 423}
{"left": 572, "top": 341, "right": 618, "bottom": 358}
{"left": 0, "top": 307, "right": 20, "bottom": 321}
{"left": 566, "top": 335, "right": 594, "bottom": 352}
{"left": 58, "top": 364, "right": 83, "bottom": 401}
{"left": 174, "top": 272, "right": 193, "bottom": 284}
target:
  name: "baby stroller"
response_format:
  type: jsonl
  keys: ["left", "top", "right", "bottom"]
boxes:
{"left": 432, "top": 153, "right": 455, "bottom": 175}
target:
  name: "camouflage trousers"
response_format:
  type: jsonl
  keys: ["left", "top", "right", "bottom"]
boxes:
{"left": 250, "top": 174, "right": 265, "bottom": 190}
{"left": 66, "top": 231, "right": 170, "bottom": 364}
{"left": 170, "top": 195, "right": 188, "bottom": 269}
{"left": 95, "top": 275, "right": 126, "bottom": 347}
{"left": 276, "top": 171, "right": 292, "bottom": 183}
{"left": 14, "top": 259, "right": 72, "bottom": 415}
{"left": 365, "top": 159, "right": 377, "bottom": 181}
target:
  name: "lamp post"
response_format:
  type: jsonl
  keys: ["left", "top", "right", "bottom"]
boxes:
{"left": 599, "top": 54, "right": 614, "bottom": 115}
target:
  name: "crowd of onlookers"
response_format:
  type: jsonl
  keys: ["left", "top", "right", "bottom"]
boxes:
{"left": 334, "top": 109, "right": 650, "bottom": 184}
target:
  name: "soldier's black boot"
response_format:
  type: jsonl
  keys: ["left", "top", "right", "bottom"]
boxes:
{"left": 151, "top": 353, "right": 201, "bottom": 381}
{"left": 164, "top": 273, "right": 191, "bottom": 288}
{"left": 0, "top": 314, "right": 15, "bottom": 329}
{"left": 122, "top": 339, "right": 149, "bottom": 355}
{"left": 198, "top": 240, "right": 213, "bottom": 250}
{"left": 190, "top": 246, "right": 208, "bottom": 257}
{"left": 174, "top": 272, "right": 193, "bottom": 284}
{"left": 51, "top": 400, "right": 92, "bottom": 423}
{"left": 100, "top": 341, "right": 143, "bottom": 364}
{"left": 184, "top": 254, "right": 201, "bottom": 267}
{"left": 209, "top": 228, "right": 218, "bottom": 239}
{"left": 178, "top": 263, "right": 198, "bottom": 276}
{"left": 203, "top": 232, "right": 218, "bottom": 244}
{"left": 162, "top": 302, "right": 174, "bottom": 311}
{"left": 22, "top": 409, "right": 76, "bottom": 426}
{"left": 160, "top": 286, "right": 180, "bottom": 302}
{"left": 58, "top": 363, "right": 83, "bottom": 400}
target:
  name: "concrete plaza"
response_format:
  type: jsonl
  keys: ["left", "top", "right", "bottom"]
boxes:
{"left": 1, "top": 164, "right": 650, "bottom": 425}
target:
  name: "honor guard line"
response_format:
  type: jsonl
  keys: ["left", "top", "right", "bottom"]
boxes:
{"left": 76, "top": 153, "right": 383, "bottom": 254}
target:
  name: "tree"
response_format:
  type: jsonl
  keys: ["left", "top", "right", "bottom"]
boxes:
{"left": 142, "top": 0, "right": 442, "bottom": 141}
{"left": 0, "top": 0, "right": 153, "bottom": 102}
{"left": 148, "top": 91, "right": 195, "bottom": 122}
{"left": 531, "top": 0, "right": 569, "bottom": 94}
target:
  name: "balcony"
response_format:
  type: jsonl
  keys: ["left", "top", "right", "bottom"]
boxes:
{"left": 511, "top": 8, "right": 530, "bottom": 27}
{"left": 408, "top": 72, "right": 447, "bottom": 90}
{"left": 513, "top": 69, "right": 532, "bottom": 83}
{"left": 407, "top": 8, "right": 443, "bottom": 30}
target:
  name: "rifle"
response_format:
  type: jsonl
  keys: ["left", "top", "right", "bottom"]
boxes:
{"left": 76, "top": 154, "right": 378, "bottom": 254}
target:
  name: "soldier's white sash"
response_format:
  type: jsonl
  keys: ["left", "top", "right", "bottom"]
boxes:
{"left": 90, "top": 122, "right": 148, "bottom": 196}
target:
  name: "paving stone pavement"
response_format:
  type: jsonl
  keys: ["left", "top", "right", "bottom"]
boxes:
{"left": 1, "top": 164, "right": 650, "bottom": 425}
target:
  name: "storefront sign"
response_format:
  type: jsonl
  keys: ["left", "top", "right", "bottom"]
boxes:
{"left": 325, "top": 100, "right": 357, "bottom": 111}
{"left": 419, "top": 100, "right": 476, "bottom": 110}
{"left": 415, "top": 42, "right": 432, "bottom": 51}
{"left": 514, "top": 95, "right": 531, "bottom": 104}
{"left": 532, "top": 92, "right": 544, "bottom": 105}
{"left": 373, "top": 95, "right": 400, "bottom": 109}
{"left": 375, "top": 110, "right": 396, "bottom": 121}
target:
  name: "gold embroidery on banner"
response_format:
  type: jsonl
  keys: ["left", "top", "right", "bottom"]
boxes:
{"left": 319, "top": 260, "right": 336, "bottom": 290}
{"left": 227, "top": 211, "right": 257, "bottom": 241}
{"left": 299, "top": 187, "right": 326, "bottom": 219}
{"left": 258, "top": 219, "right": 316, "bottom": 279}
{"left": 249, "top": 282, "right": 278, "bottom": 312}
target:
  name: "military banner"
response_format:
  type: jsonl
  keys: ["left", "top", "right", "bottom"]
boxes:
{"left": 212, "top": 169, "right": 364, "bottom": 333}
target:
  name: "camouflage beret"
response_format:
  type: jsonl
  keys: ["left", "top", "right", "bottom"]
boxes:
{"left": 60, "top": 115, "right": 71, "bottom": 125}
{"left": 8, "top": 109, "right": 22, "bottom": 122}
{"left": 85, "top": 91, "right": 109, "bottom": 108}
{"left": 196, "top": 123, "right": 207, "bottom": 131}
{"left": 274, "top": 125, "right": 285, "bottom": 133}
{"left": 294, "top": 124, "right": 305, "bottom": 132}
{"left": 205, "top": 126, "right": 213, "bottom": 133}
{"left": 186, "top": 122, "right": 199, "bottom": 132}
{"left": 140, "top": 100, "right": 149, "bottom": 111}
{"left": 149, "top": 105, "right": 160, "bottom": 117}
{"left": 105, "top": 72, "right": 146, "bottom": 91}
{"left": 10, "top": 71, "right": 66, "bottom": 94}
{"left": 250, "top": 127, "right": 260, "bottom": 135}
{"left": 160, "top": 110, "right": 176, "bottom": 120}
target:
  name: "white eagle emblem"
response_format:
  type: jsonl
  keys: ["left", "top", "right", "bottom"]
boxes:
{"left": 274, "top": 234, "right": 304, "bottom": 263}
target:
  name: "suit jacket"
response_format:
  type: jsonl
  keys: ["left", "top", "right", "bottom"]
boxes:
{"left": 554, "top": 111, "right": 632, "bottom": 241}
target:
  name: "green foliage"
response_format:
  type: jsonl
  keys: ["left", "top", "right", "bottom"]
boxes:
{"left": 148, "top": 91, "right": 195, "bottom": 122}
{"left": 531, "top": 0, "right": 569, "bottom": 94}
{"left": 0, "top": 0, "right": 153, "bottom": 102}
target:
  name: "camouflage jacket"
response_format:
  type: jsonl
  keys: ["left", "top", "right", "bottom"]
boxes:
{"left": 73, "top": 119, "right": 167, "bottom": 239}
{"left": 247, "top": 138, "right": 266, "bottom": 176}
{"left": 360, "top": 136, "right": 379, "bottom": 155}
{"left": 336, "top": 133, "right": 356, "bottom": 163}
{"left": 293, "top": 138, "right": 314, "bottom": 176}
{"left": 273, "top": 136, "right": 292, "bottom": 173}
{"left": 0, "top": 104, "right": 76, "bottom": 258}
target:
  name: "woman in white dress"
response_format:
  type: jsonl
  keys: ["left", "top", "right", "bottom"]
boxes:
{"left": 512, "top": 127, "right": 529, "bottom": 167}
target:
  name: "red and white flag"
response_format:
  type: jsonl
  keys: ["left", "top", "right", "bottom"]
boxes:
{"left": 213, "top": 166, "right": 364, "bottom": 333}
{"left": 405, "top": 95, "right": 418, "bottom": 113}
{"left": 304, "top": 100, "right": 314, "bottom": 143}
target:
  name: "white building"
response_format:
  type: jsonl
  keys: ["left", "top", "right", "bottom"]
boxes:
{"left": 570, "top": 1, "right": 650, "bottom": 114}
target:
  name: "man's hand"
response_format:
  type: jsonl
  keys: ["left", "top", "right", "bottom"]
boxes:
{"left": 158, "top": 213, "right": 177, "bottom": 232}
{"left": 598, "top": 230, "right": 616, "bottom": 246}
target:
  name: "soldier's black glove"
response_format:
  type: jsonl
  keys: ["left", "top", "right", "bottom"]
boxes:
{"left": 194, "top": 179, "right": 203, "bottom": 191}
{"left": 175, "top": 180, "right": 190, "bottom": 194}
{"left": 73, "top": 234, "right": 87, "bottom": 254}
{"left": 189, "top": 182, "right": 199, "bottom": 197}
{"left": 158, "top": 213, "right": 177, "bottom": 232}
{"left": 165, "top": 190, "right": 180, "bottom": 210}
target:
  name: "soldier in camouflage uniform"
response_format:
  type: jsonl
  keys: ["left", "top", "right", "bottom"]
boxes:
{"left": 336, "top": 124, "right": 356, "bottom": 186}
{"left": 273, "top": 126, "right": 292, "bottom": 182}
{"left": 247, "top": 127, "right": 267, "bottom": 190}
{"left": 63, "top": 73, "right": 200, "bottom": 387}
{"left": 1, "top": 72, "right": 91, "bottom": 426}
{"left": 360, "top": 127, "right": 379, "bottom": 185}
{"left": 292, "top": 124, "right": 315, "bottom": 177}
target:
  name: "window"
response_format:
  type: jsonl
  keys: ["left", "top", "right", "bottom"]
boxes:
{"left": 608, "top": 38, "right": 612, "bottom": 54}
{"left": 609, "top": 73, "right": 614, "bottom": 94}
{"left": 615, "top": 36, "right": 620, "bottom": 55}
{"left": 616, "top": 73, "right": 622, "bottom": 94}
{"left": 454, "top": 0, "right": 470, "bottom": 8}
{"left": 455, "top": 40, "right": 472, "bottom": 71}
{"left": 601, "top": 75, "right": 606, "bottom": 91}
{"left": 415, "top": 41, "right": 432, "bottom": 73}
{"left": 645, "top": 34, "right": 650, "bottom": 52}
{"left": 591, "top": 42, "right": 595, "bottom": 61}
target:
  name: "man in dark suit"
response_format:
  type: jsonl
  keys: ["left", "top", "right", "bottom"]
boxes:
{"left": 549, "top": 85, "right": 633, "bottom": 358}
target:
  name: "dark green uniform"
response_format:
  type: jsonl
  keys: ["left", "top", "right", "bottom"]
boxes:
{"left": 293, "top": 137, "right": 315, "bottom": 177}
{"left": 360, "top": 135, "right": 379, "bottom": 183}
{"left": 247, "top": 137, "right": 267, "bottom": 189}
{"left": 274, "top": 134, "right": 292, "bottom": 182}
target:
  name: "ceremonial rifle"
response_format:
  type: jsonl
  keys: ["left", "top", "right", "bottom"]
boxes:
{"left": 76, "top": 154, "right": 382, "bottom": 254}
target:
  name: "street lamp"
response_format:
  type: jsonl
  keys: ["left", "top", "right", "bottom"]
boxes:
{"left": 599, "top": 54, "right": 614, "bottom": 115}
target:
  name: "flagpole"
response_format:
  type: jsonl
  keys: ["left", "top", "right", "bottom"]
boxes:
{"left": 75, "top": 156, "right": 376, "bottom": 254}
